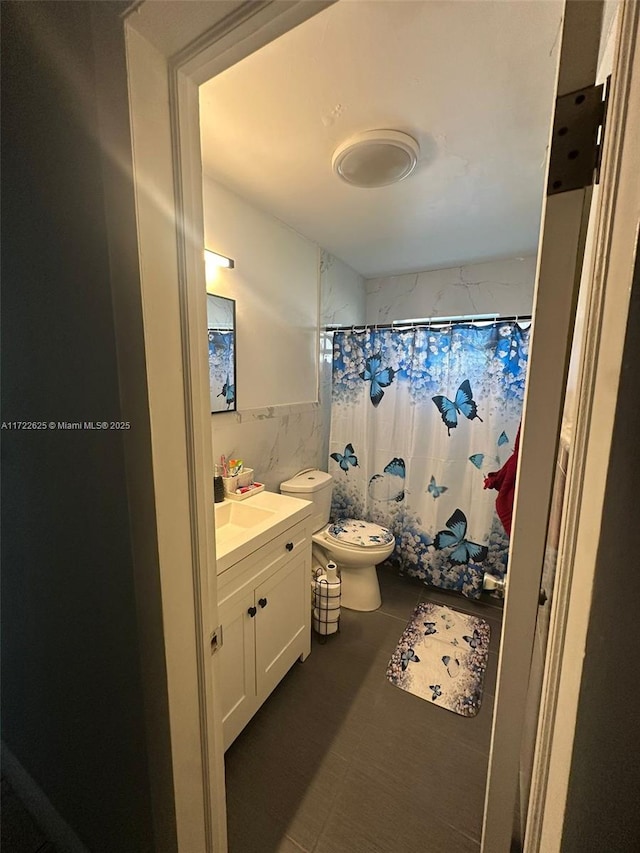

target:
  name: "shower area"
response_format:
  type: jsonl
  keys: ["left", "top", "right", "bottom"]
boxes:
{"left": 326, "top": 318, "right": 530, "bottom": 599}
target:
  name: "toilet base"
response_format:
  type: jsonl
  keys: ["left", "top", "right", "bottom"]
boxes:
{"left": 339, "top": 563, "right": 382, "bottom": 612}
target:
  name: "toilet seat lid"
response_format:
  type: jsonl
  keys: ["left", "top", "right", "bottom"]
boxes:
{"left": 327, "top": 519, "right": 394, "bottom": 547}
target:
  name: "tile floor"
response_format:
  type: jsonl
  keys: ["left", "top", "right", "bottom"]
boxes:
{"left": 225, "top": 565, "right": 504, "bottom": 853}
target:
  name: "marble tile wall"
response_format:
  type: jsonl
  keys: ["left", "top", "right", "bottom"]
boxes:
{"left": 365, "top": 255, "right": 537, "bottom": 323}
{"left": 212, "top": 251, "right": 365, "bottom": 492}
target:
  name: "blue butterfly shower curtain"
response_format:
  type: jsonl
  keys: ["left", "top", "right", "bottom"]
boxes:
{"left": 208, "top": 330, "right": 235, "bottom": 411}
{"left": 328, "top": 322, "right": 529, "bottom": 598}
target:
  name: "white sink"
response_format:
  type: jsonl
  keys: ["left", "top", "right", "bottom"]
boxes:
{"left": 214, "top": 502, "right": 276, "bottom": 537}
{"left": 213, "top": 491, "right": 312, "bottom": 575}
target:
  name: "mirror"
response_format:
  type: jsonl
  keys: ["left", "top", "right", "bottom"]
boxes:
{"left": 207, "top": 294, "right": 236, "bottom": 413}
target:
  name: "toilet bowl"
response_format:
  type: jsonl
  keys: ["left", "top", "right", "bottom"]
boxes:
{"left": 280, "top": 470, "right": 396, "bottom": 612}
{"left": 312, "top": 521, "right": 395, "bottom": 611}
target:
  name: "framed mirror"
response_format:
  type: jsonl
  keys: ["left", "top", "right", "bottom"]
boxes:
{"left": 207, "top": 294, "right": 236, "bottom": 413}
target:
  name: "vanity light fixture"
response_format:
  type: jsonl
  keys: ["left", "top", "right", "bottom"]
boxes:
{"left": 332, "top": 130, "right": 420, "bottom": 188}
{"left": 205, "top": 249, "right": 235, "bottom": 269}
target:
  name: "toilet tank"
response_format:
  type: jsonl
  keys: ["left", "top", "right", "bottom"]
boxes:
{"left": 280, "top": 469, "right": 333, "bottom": 533}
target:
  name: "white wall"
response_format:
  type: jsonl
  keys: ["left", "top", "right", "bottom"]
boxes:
{"left": 203, "top": 176, "right": 366, "bottom": 491}
{"left": 320, "top": 249, "right": 366, "bottom": 326}
{"left": 365, "top": 256, "right": 537, "bottom": 323}
{"left": 203, "top": 175, "right": 319, "bottom": 409}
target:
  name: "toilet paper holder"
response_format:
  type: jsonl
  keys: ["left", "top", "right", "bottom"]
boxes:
{"left": 313, "top": 562, "right": 341, "bottom": 643}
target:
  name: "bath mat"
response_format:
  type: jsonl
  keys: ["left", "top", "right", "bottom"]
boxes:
{"left": 386, "top": 602, "right": 491, "bottom": 717}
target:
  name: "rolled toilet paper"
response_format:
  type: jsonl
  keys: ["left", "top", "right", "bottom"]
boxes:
{"left": 313, "top": 576, "right": 341, "bottom": 610}
{"left": 325, "top": 561, "right": 338, "bottom": 583}
{"left": 312, "top": 607, "right": 339, "bottom": 635}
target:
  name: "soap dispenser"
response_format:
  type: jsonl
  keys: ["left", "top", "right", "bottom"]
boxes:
{"left": 213, "top": 476, "right": 225, "bottom": 503}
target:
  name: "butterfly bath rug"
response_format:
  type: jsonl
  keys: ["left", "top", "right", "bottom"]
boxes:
{"left": 386, "top": 602, "right": 491, "bottom": 717}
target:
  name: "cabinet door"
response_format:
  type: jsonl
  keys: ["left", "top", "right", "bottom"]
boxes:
{"left": 218, "top": 585, "right": 258, "bottom": 750}
{"left": 254, "top": 548, "right": 310, "bottom": 700}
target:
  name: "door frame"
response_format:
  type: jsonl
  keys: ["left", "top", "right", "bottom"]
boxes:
{"left": 484, "top": 2, "right": 640, "bottom": 849}
{"left": 526, "top": 3, "right": 640, "bottom": 848}
{"left": 125, "top": 4, "right": 336, "bottom": 850}
{"left": 123, "top": 1, "right": 638, "bottom": 851}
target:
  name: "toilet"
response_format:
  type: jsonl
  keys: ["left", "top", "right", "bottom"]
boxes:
{"left": 280, "top": 469, "right": 395, "bottom": 611}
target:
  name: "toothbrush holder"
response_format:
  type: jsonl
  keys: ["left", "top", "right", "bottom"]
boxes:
{"left": 222, "top": 467, "right": 254, "bottom": 495}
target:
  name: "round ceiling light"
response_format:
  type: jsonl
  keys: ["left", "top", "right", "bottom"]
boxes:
{"left": 332, "top": 130, "right": 420, "bottom": 188}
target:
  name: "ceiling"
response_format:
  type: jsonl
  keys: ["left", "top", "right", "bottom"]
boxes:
{"left": 199, "top": 0, "right": 563, "bottom": 279}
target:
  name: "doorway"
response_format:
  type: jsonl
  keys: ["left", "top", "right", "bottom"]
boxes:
{"left": 124, "top": 2, "right": 637, "bottom": 850}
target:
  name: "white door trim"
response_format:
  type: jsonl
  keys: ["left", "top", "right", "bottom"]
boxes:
{"left": 482, "top": 2, "right": 608, "bottom": 849}
{"left": 528, "top": 3, "right": 640, "bottom": 848}
{"left": 125, "top": 3, "right": 335, "bottom": 850}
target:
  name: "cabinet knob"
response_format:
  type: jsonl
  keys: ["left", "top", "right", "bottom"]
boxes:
{"left": 258, "top": 597, "right": 268, "bottom": 608}
{"left": 247, "top": 606, "right": 257, "bottom": 617}
{"left": 285, "top": 542, "right": 294, "bottom": 551}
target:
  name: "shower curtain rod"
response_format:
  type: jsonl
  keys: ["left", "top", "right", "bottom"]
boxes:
{"left": 323, "top": 314, "right": 532, "bottom": 332}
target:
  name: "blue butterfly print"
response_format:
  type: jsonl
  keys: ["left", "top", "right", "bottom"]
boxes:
{"left": 470, "top": 451, "right": 501, "bottom": 471}
{"left": 442, "top": 655, "right": 461, "bottom": 678}
{"left": 368, "top": 457, "right": 405, "bottom": 502}
{"left": 461, "top": 694, "right": 479, "bottom": 712}
{"left": 330, "top": 443, "right": 359, "bottom": 473}
{"left": 400, "top": 648, "right": 420, "bottom": 670}
{"left": 429, "top": 684, "right": 442, "bottom": 701}
{"left": 463, "top": 628, "right": 483, "bottom": 650}
{"left": 495, "top": 336, "right": 522, "bottom": 375}
{"left": 359, "top": 354, "right": 395, "bottom": 407}
{"left": 423, "top": 621, "right": 437, "bottom": 636}
{"left": 434, "top": 508, "right": 489, "bottom": 566}
{"left": 432, "top": 379, "right": 483, "bottom": 436}
{"left": 427, "top": 475, "right": 448, "bottom": 499}
{"left": 498, "top": 431, "right": 509, "bottom": 447}
{"left": 217, "top": 375, "right": 235, "bottom": 408}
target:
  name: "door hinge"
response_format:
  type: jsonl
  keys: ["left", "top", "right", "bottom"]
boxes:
{"left": 210, "top": 625, "right": 223, "bottom": 654}
{"left": 547, "top": 76, "right": 610, "bottom": 196}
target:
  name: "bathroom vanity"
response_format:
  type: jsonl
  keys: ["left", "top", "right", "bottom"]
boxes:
{"left": 214, "top": 491, "right": 312, "bottom": 750}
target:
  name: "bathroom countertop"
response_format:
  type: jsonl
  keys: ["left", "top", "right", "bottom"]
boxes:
{"left": 213, "top": 490, "right": 312, "bottom": 574}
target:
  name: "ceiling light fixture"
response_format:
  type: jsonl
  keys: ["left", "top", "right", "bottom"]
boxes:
{"left": 332, "top": 130, "right": 420, "bottom": 188}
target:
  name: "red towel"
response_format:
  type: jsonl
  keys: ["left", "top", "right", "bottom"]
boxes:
{"left": 484, "top": 425, "right": 521, "bottom": 536}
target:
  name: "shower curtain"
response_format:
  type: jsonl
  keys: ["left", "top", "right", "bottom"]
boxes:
{"left": 208, "top": 329, "right": 235, "bottom": 410}
{"left": 328, "top": 322, "right": 529, "bottom": 599}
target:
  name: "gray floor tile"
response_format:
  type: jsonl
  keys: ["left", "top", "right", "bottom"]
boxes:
{"left": 279, "top": 837, "right": 310, "bottom": 853}
{"left": 377, "top": 567, "right": 423, "bottom": 620}
{"left": 226, "top": 747, "right": 348, "bottom": 852}
{"left": 226, "top": 788, "right": 290, "bottom": 853}
{"left": 283, "top": 751, "right": 350, "bottom": 851}
{"left": 418, "top": 585, "right": 504, "bottom": 624}
{"left": 335, "top": 606, "right": 410, "bottom": 652}
{"left": 372, "top": 677, "right": 495, "bottom": 758}
{"left": 349, "top": 713, "right": 489, "bottom": 841}
{"left": 238, "top": 654, "right": 376, "bottom": 761}
{"left": 314, "top": 764, "right": 480, "bottom": 853}
{"left": 225, "top": 570, "right": 500, "bottom": 853}
{"left": 483, "top": 650, "right": 499, "bottom": 699}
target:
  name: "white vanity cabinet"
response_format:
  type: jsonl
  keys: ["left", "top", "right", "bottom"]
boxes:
{"left": 216, "top": 514, "right": 311, "bottom": 750}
